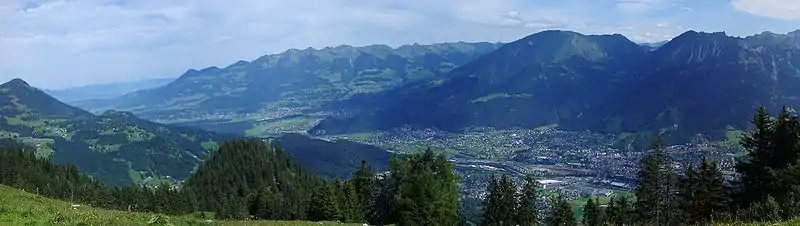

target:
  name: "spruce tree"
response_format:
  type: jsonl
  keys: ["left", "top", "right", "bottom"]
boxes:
{"left": 515, "top": 176, "right": 539, "bottom": 226}
{"left": 308, "top": 183, "right": 341, "bottom": 221}
{"left": 698, "top": 158, "right": 728, "bottom": 222}
{"left": 338, "top": 180, "right": 364, "bottom": 223}
{"left": 582, "top": 198, "right": 602, "bottom": 226}
{"left": 482, "top": 175, "right": 502, "bottom": 226}
{"left": 547, "top": 194, "right": 576, "bottom": 226}
{"left": 391, "top": 149, "right": 460, "bottom": 226}
{"left": 736, "top": 106, "right": 776, "bottom": 206}
{"left": 352, "top": 160, "right": 376, "bottom": 221}
{"left": 498, "top": 175, "right": 517, "bottom": 225}
{"left": 635, "top": 135, "right": 680, "bottom": 226}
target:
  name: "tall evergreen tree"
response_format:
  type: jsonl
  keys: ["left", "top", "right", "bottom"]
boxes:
{"left": 582, "top": 198, "right": 602, "bottom": 226}
{"left": 308, "top": 182, "right": 341, "bottom": 221}
{"left": 635, "top": 135, "right": 680, "bottom": 226}
{"left": 547, "top": 194, "right": 576, "bottom": 226}
{"left": 680, "top": 159, "right": 729, "bottom": 225}
{"left": 606, "top": 195, "right": 633, "bottom": 226}
{"left": 337, "top": 180, "right": 364, "bottom": 223}
{"left": 352, "top": 160, "right": 376, "bottom": 222}
{"left": 391, "top": 149, "right": 460, "bottom": 226}
{"left": 736, "top": 106, "right": 776, "bottom": 206}
{"left": 481, "top": 175, "right": 517, "bottom": 226}
{"left": 482, "top": 175, "right": 502, "bottom": 226}
{"left": 515, "top": 176, "right": 539, "bottom": 226}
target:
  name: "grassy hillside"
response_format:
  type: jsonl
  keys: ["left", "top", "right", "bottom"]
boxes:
{"left": 0, "top": 185, "right": 352, "bottom": 225}
{"left": 0, "top": 79, "right": 235, "bottom": 186}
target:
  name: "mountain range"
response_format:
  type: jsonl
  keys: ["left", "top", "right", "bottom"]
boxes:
{"left": 39, "top": 28, "right": 800, "bottom": 147}
{"left": 311, "top": 29, "right": 800, "bottom": 144}
{"left": 0, "top": 79, "right": 390, "bottom": 185}
{"left": 78, "top": 42, "right": 502, "bottom": 122}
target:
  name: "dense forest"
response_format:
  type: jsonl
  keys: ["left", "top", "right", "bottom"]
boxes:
{"left": 0, "top": 138, "right": 460, "bottom": 225}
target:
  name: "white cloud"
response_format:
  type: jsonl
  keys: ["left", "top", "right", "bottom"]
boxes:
{"left": 0, "top": 0, "right": 731, "bottom": 88}
{"left": 731, "top": 0, "right": 800, "bottom": 20}
{"left": 616, "top": 0, "right": 677, "bottom": 13}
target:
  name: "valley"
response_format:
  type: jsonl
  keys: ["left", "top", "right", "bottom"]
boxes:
{"left": 315, "top": 126, "right": 742, "bottom": 206}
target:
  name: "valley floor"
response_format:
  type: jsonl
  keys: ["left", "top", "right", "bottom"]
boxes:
{"left": 0, "top": 185, "right": 353, "bottom": 225}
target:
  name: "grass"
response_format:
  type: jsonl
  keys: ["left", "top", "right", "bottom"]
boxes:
{"left": 0, "top": 185, "right": 354, "bottom": 225}
{"left": 201, "top": 141, "right": 219, "bottom": 152}
{"left": 725, "top": 128, "right": 746, "bottom": 145}
{"left": 244, "top": 116, "right": 320, "bottom": 137}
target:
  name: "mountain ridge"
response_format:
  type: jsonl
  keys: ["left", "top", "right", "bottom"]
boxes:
{"left": 0, "top": 78, "right": 234, "bottom": 185}
{"left": 77, "top": 42, "right": 502, "bottom": 121}
{"left": 312, "top": 29, "right": 800, "bottom": 144}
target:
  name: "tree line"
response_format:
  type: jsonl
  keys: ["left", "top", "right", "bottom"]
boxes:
{"left": 479, "top": 106, "right": 800, "bottom": 225}
{"left": 0, "top": 138, "right": 462, "bottom": 225}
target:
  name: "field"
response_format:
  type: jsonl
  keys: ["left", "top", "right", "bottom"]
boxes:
{"left": 0, "top": 185, "right": 353, "bottom": 225}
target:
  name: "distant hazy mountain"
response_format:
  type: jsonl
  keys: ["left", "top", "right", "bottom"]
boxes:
{"left": 639, "top": 40, "right": 669, "bottom": 50}
{"left": 0, "top": 78, "right": 232, "bottom": 185}
{"left": 45, "top": 78, "right": 173, "bottom": 104}
{"left": 83, "top": 42, "right": 501, "bottom": 120}
{"left": 312, "top": 29, "right": 800, "bottom": 143}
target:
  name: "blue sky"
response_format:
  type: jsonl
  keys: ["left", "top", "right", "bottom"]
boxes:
{"left": 1, "top": 0, "right": 799, "bottom": 89}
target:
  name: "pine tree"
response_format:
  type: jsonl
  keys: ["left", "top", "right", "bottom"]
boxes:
{"left": 582, "top": 198, "right": 602, "bottom": 226}
{"left": 482, "top": 175, "right": 502, "bottom": 226}
{"left": 605, "top": 195, "right": 633, "bottom": 226}
{"left": 498, "top": 175, "right": 517, "bottom": 226}
{"left": 736, "top": 106, "right": 776, "bottom": 206}
{"left": 515, "top": 176, "right": 539, "bottom": 226}
{"left": 482, "top": 175, "right": 518, "bottom": 226}
{"left": 679, "top": 163, "right": 701, "bottom": 224}
{"left": 547, "top": 194, "right": 576, "bottom": 226}
{"left": 769, "top": 106, "right": 800, "bottom": 170}
{"left": 308, "top": 183, "right": 341, "bottom": 221}
{"left": 698, "top": 158, "right": 729, "bottom": 222}
{"left": 391, "top": 149, "right": 460, "bottom": 226}
{"left": 635, "top": 135, "right": 680, "bottom": 225}
{"left": 606, "top": 196, "right": 619, "bottom": 226}
{"left": 352, "top": 160, "right": 376, "bottom": 222}
{"left": 337, "top": 180, "right": 364, "bottom": 223}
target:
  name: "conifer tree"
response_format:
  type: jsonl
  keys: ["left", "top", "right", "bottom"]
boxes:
{"left": 547, "top": 194, "right": 576, "bottom": 226}
{"left": 337, "top": 180, "right": 364, "bottom": 223}
{"left": 607, "top": 195, "right": 633, "bottom": 226}
{"left": 635, "top": 135, "right": 680, "bottom": 226}
{"left": 391, "top": 149, "right": 460, "bottom": 226}
{"left": 736, "top": 106, "right": 776, "bottom": 206}
{"left": 352, "top": 160, "right": 376, "bottom": 221}
{"left": 308, "top": 183, "right": 341, "bottom": 221}
{"left": 498, "top": 175, "right": 517, "bottom": 225}
{"left": 582, "top": 198, "right": 602, "bottom": 226}
{"left": 482, "top": 175, "right": 502, "bottom": 226}
{"left": 515, "top": 176, "right": 539, "bottom": 226}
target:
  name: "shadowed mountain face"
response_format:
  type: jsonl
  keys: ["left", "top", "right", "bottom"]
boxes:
{"left": 80, "top": 42, "right": 501, "bottom": 120}
{"left": 312, "top": 29, "right": 800, "bottom": 143}
{"left": 270, "top": 133, "right": 390, "bottom": 178}
{"left": 0, "top": 79, "right": 233, "bottom": 186}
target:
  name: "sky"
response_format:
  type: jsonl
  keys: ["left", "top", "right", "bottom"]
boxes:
{"left": 1, "top": 0, "right": 799, "bottom": 89}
